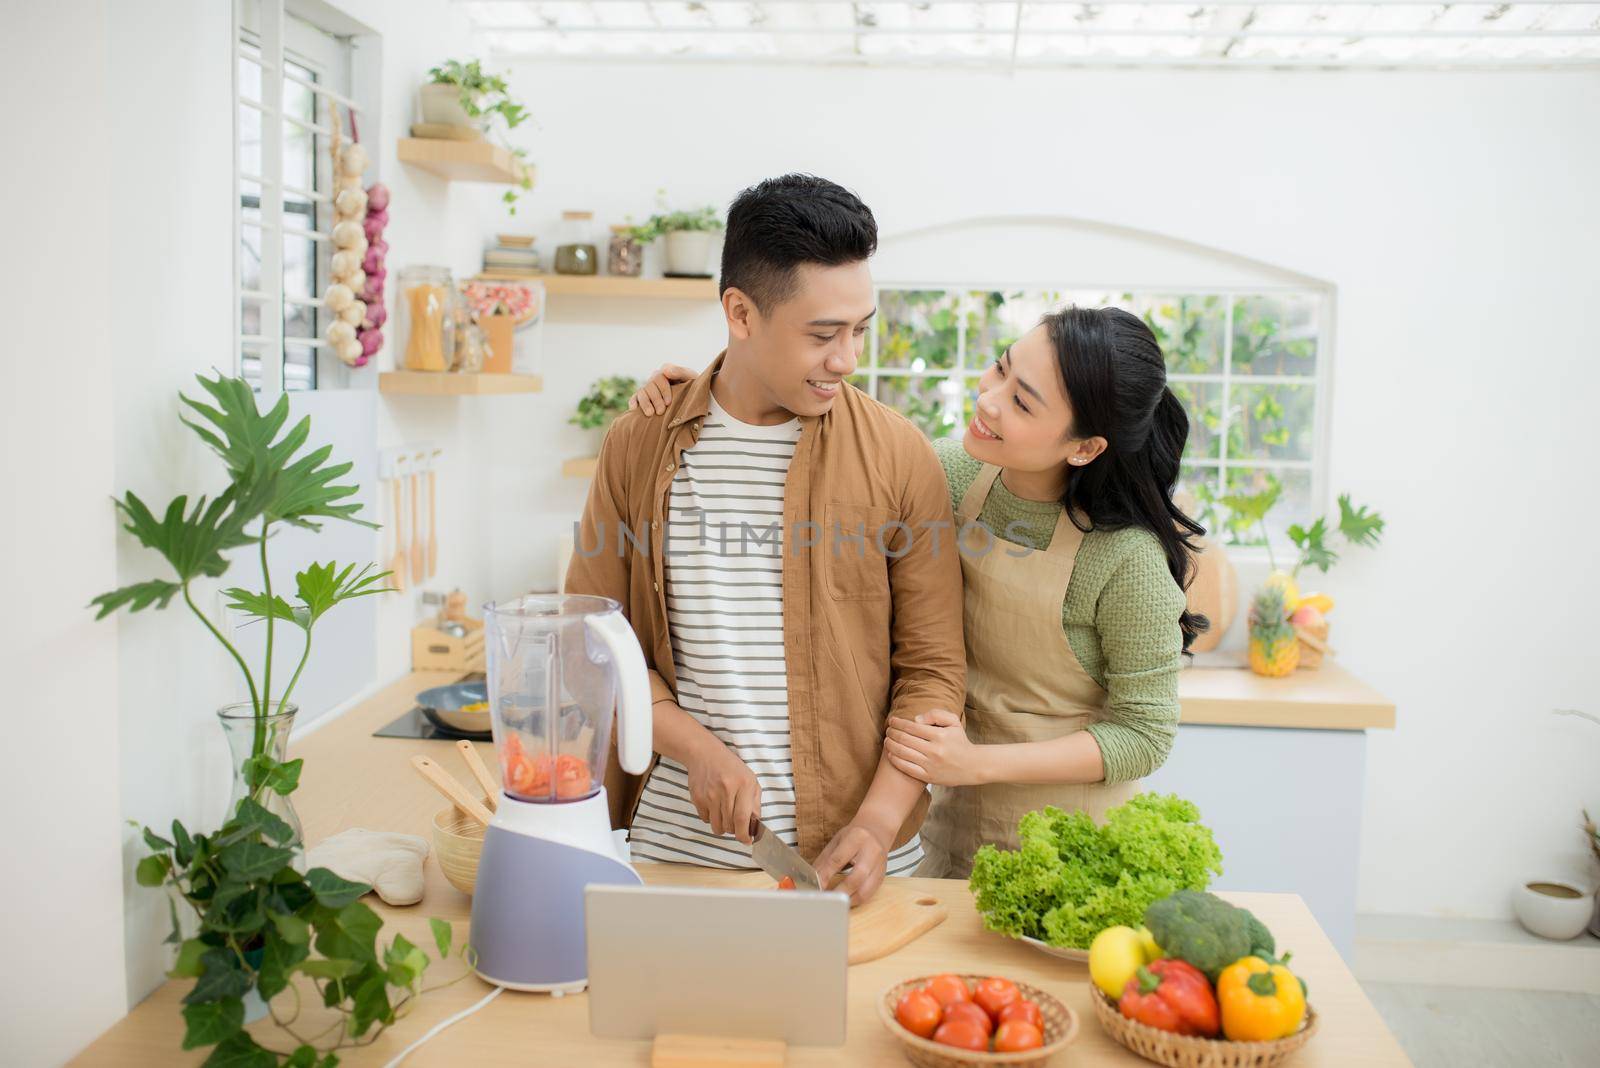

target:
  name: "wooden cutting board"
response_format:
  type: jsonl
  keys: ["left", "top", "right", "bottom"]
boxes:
{"left": 845, "top": 879, "right": 948, "bottom": 965}
{"left": 687, "top": 870, "right": 948, "bottom": 964}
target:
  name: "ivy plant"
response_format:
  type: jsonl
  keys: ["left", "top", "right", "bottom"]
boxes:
{"left": 137, "top": 795, "right": 470, "bottom": 1065}
{"left": 427, "top": 59, "right": 533, "bottom": 215}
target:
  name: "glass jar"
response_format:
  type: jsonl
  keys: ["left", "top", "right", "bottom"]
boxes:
{"left": 554, "top": 211, "right": 598, "bottom": 276}
{"left": 399, "top": 265, "right": 455, "bottom": 372}
{"left": 607, "top": 225, "right": 643, "bottom": 277}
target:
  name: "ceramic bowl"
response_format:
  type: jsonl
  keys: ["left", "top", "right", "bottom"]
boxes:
{"left": 1512, "top": 879, "right": 1595, "bottom": 940}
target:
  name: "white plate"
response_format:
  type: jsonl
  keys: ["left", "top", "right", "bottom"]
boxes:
{"left": 1019, "top": 935, "right": 1090, "bottom": 962}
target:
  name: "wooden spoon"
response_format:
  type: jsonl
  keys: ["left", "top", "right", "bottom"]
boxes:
{"left": 455, "top": 739, "right": 499, "bottom": 812}
{"left": 426, "top": 456, "right": 440, "bottom": 580}
{"left": 388, "top": 475, "right": 407, "bottom": 591}
{"left": 409, "top": 755, "right": 492, "bottom": 827}
{"left": 409, "top": 464, "right": 425, "bottom": 585}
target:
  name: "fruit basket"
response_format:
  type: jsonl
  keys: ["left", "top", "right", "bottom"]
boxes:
{"left": 1090, "top": 986, "right": 1317, "bottom": 1068}
{"left": 878, "top": 975, "right": 1078, "bottom": 1067}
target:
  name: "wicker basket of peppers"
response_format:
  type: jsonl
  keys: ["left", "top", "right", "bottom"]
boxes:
{"left": 1087, "top": 892, "right": 1316, "bottom": 1068}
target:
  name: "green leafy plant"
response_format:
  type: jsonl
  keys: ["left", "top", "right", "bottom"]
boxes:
{"left": 1213, "top": 479, "right": 1384, "bottom": 577}
{"left": 624, "top": 202, "right": 724, "bottom": 245}
{"left": 92, "top": 373, "right": 392, "bottom": 776}
{"left": 969, "top": 793, "right": 1223, "bottom": 949}
{"left": 426, "top": 59, "right": 533, "bottom": 215}
{"left": 570, "top": 375, "right": 640, "bottom": 432}
{"left": 137, "top": 796, "right": 470, "bottom": 1065}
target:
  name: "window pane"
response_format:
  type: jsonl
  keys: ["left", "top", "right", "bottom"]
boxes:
{"left": 1231, "top": 294, "right": 1318, "bottom": 377}
{"left": 1222, "top": 467, "right": 1314, "bottom": 550}
{"left": 1170, "top": 379, "right": 1223, "bottom": 461}
{"left": 964, "top": 289, "right": 1062, "bottom": 368}
{"left": 876, "top": 375, "right": 964, "bottom": 439}
{"left": 1142, "top": 294, "right": 1225, "bottom": 374}
{"left": 1177, "top": 463, "right": 1224, "bottom": 537}
{"left": 877, "top": 290, "right": 960, "bottom": 370}
{"left": 1228, "top": 382, "right": 1315, "bottom": 462}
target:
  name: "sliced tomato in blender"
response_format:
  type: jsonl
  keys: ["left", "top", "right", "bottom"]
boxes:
{"left": 554, "top": 755, "right": 594, "bottom": 799}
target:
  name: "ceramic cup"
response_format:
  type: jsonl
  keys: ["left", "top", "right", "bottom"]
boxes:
{"left": 1512, "top": 879, "right": 1595, "bottom": 940}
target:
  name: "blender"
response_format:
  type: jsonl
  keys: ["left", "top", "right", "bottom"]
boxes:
{"left": 470, "top": 595, "right": 653, "bottom": 993}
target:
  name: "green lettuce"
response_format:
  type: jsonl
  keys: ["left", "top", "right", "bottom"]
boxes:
{"left": 968, "top": 793, "right": 1224, "bottom": 949}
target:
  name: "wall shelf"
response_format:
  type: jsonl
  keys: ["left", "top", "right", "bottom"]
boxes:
{"left": 562, "top": 457, "right": 599, "bottom": 479}
{"left": 475, "top": 272, "right": 717, "bottom": 300}
{"left": 378, "top": 371, "right": 543, "bottom": 396}
{"left": 397, "top": 138, "right": 532, "bottom": 185}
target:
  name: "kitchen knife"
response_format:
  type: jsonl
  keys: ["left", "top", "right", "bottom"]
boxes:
{"left": 749, "top": 816, "right": 821, "bottom": 890}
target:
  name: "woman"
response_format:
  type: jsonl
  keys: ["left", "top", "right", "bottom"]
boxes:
{"left": 627, "top": 305, "right": 1206, "bottom": 878}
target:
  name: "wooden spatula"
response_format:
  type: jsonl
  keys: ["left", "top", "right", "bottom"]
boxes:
{"left": 454, "top": 739, "right": 499, "bottom": 812}
{"left": 409, "top": 755, "right": 492, "bottom": 827}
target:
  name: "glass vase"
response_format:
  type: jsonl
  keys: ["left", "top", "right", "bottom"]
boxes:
{"left": 217, "top": 701, "right": 304, "bottom": 849}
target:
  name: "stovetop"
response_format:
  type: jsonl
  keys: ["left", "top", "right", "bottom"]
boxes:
{"left": 373, "top": 705, "right": 491, "bottom": 742}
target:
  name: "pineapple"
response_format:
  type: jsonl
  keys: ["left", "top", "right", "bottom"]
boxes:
{"left": 1248, "top": 585, "right": 1301, "bottom": 677}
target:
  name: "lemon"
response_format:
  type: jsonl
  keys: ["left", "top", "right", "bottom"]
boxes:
{"left": 1264, "top": 570, "right": 1300, "bottom": 612}
{"left": 1137, "top": 926, "right": 1162, "bottom": 962}
{"left": 1089, "top": 925, "right": 1151, "bottom": 999}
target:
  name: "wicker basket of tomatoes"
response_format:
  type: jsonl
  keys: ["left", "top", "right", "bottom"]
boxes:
{"left": 879, "top": 973, "right": 1078, "bottom": 1066}
{"left": 1087, "top": 892, "right": 1318, "bottom": 1067}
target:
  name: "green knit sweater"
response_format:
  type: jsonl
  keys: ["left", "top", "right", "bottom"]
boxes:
{"left": 933, "top": 437, "right": 1184, "bottom": 783}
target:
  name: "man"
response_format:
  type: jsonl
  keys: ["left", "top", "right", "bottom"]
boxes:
{"left": 565, "top": 174, "right": 964, "bottom": 904}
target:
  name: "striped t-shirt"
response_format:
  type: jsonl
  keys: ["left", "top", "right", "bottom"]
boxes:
{"left": 628, "top": 393, "right": 924, "bottom": 876}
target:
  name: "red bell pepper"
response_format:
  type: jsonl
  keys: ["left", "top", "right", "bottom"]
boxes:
{"left": 1118, "top": 958, "right": 1221, "bottom": 1037}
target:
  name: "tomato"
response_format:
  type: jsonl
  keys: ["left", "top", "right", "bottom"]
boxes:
{"left": 923, "top": 974, "right": 973, "bottom": 1009}
{"left": 894, "top": 988, "right": 942, "bottom": 1039}
{"left": 932, "top": 1018, "right": 989, "bottom": 1052}
{"left": 943, "top": 1001, "right": 993, "bottom": 1037}
{"left": 973, "top": 976, "right": 1021, "bottom": 1022}
{"left": 554, "top": 754, "right": 593, "bottom": 799}
{"left": 997, "top": 999, "right": 1043, "bottom": 1031}
{"left": 993, "top": 1019, "right": 1044, "bottom": 1052}
{"left": 775, "top": 876, "right": 797, "bottom": 891}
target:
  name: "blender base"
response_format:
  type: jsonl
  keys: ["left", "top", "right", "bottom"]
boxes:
{"left": 469, "top": 788, "right": 642, "bottom": 993}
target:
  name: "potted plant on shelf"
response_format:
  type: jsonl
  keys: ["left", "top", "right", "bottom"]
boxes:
{"left": 92, "top": 374, "right": 472, "bottom": 1060}
{"left": 419, "top": 58, "right": 534, "bottom": 214}
{"left": 627, "top": 203, "right": 724, "bottom": 277}
{"left": 1215, "top": 478, "right": 1385, "bottom": 675}
{"left": 570, "top": 375, "right": 639, "bottom": 452}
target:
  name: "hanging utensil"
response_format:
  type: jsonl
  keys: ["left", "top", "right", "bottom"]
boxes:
{"left": 409, "top": 452, "right": 426, "bottom": 585}
{"left": 389, "top": 461, "right": 408, "bottom": 592}
{"left": 427, "top": 448, "right": 441, "bottom": 579}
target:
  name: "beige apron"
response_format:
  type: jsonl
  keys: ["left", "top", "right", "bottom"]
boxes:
{"left": 917, "top": 464, "right": 1141, "bottom": 879}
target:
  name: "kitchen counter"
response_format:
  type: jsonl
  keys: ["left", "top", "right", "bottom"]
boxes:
{"left": 73, "top": 671, "right": 1411, "bottom": 1065}
{"left": 1179, "top": 658, "right": 1395, "bottom": 731}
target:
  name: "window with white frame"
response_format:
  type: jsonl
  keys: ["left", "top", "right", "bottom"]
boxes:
{"left": 855, "top": 287, "right": 1330, "bottom": 546}
{"left": 235, "top": 1, "right": 357, "bottom": 391}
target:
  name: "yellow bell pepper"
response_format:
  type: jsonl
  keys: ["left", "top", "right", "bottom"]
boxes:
{"left": 1217, "top": 956, "right": 1307, "bottom": 1042}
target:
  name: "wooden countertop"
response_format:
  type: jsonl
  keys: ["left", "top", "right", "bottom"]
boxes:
{"left": 74, "top": 672, "right": 1410, "bottom": 1065}
{"left": 1180, "top": 658, "right": 1395, "bottom": 731}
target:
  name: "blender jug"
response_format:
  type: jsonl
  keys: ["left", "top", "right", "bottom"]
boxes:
{"left": 485, "top": 594, "right": 652, "bottom": 803}
{"left": 471, "top": 594, "right": 653, "bottom": 993}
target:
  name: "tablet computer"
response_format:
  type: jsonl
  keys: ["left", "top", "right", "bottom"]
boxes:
{"left": 585, "top": 883, "right": 849, "bottom": 1046}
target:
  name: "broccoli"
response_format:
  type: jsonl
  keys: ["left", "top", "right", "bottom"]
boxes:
{"left": 1144, "top": 891, "right": 1258, "bottom": 982}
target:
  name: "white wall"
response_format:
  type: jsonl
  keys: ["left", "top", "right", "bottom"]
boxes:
{"left": 482, "top": 60, "right": 1600, "bottom": 922}
{"left": 0, "top": 4, "right": 129, "bottom": 1063}
{"left": 102, "top": 0, "right": 507, "bottom": 1016}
